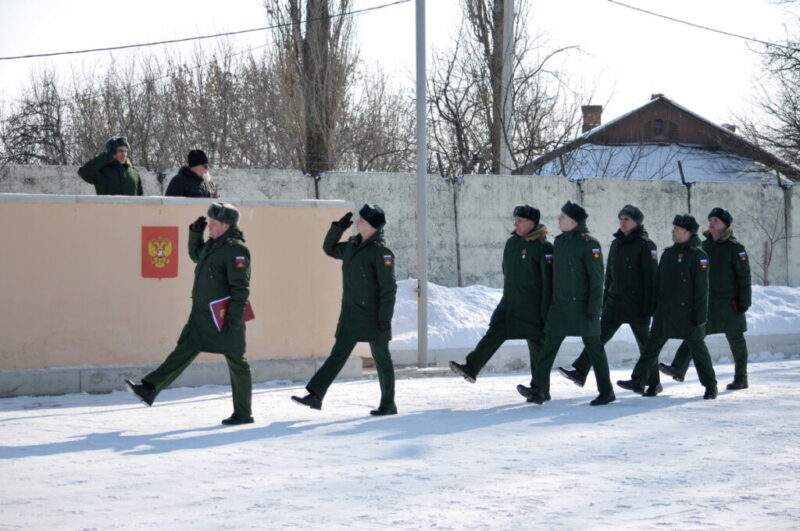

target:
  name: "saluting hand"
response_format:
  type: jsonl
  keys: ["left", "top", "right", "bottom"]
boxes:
{"left": 189, "top": 216, "right": 207, "bottom": 233}
{"left": 334, "top": 212, "right": 353, "bottom": 228}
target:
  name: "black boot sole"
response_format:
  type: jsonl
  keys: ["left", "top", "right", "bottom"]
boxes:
{"left": 291, "top": 395, "right": 322, "bottom": 410}
{"left": 449, "top": 361, "right": 476, "bottom": 383}
{"left": 124, "top": 379, "right": 155, "bottom": 407}
{"left": 516, "top": 384, "right": 545, "bottom": 404}
{"left": 557, "top": 367, "right": 586, "bottom": 388}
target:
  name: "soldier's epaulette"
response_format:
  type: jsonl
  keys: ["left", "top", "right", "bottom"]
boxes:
{"left": 371, "top": 240, "right": 387, "bottom": 248}
{"left": 581, "top": 232, "right": 596, "bottom": 242}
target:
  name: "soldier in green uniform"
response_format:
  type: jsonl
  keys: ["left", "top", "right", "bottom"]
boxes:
{"left": 449, "top": 205, "right": 553, "bottom": 399}
{"left": 78, "top": 136, "right": 143, "bottom": 196}
{"left": 517, "top": 201, "right": 615, "bottom": 406}
{"left": 659, "top": 208, "right": 751, "bottom": 390}
{"left": 292, "top": 204, "right": 398, "bottom": 416}
{"left": 617, "top": 214, "right": 718, "bottom": 400}
{"left": 558, "top": 205, "right": 660, "bottom": 395}
{"left": 125, "top": 202, "right": 254, "bottom": 425}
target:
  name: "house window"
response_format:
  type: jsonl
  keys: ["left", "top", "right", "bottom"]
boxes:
{"left": 654, "top": 119, "right": 667, "bottom": 140}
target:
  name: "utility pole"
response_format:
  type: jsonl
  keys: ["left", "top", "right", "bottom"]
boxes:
{"left": 415, "top": 0, "right": 428, "bottom": 368}
{"left": 500, "top": 0, "right": 514, "bottom": 173}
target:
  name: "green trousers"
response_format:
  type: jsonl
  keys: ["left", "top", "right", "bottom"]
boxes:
{"left": 572, "top": 315, "right": 650, "bottom": 378}
{"left": 671, "top": 331, "right": 749, "bottom": 379}
{"left": 533, "top": 335, "right": 612, "bottom": 394}
{"left": 143, "top": 342, "right": 252, "bottom": 417}
{"left": 631, "top": 334, "right": 716, "bottom": 388}
{"left": 465, "top": 320, "right": 544, "bottom": 385}
{"left": 307, "top": 337, "right": 395, "bottom": 408}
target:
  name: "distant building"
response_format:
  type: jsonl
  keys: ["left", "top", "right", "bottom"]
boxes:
{"left": 514, "top": 94, "right": 798, "bottom": 185}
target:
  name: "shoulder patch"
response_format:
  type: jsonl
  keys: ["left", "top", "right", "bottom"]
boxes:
{"left": 738, "top": 251, "right": 748, "bottom": 261}
{"left": 591, "top": 247, "right": 602, "bottom": 259}
{"left": 650, "top": 249, "right": 658, "bottom": 260}
{"left": 382, "top": 254, "right": 394, "bottom": 267}
{"left": 699, "top": 258, "right": 709, "bottom": 269}
{"left": 544, "top": 253, "right": 553, "bottom": 264}
{"left": 234, "top": 255, "right": 248, "bottom": 269}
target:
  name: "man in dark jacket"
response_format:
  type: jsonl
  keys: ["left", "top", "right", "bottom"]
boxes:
{"left": 660, "top": 207, "right": 751, "bottom": 390}
{"left": 292, "top": 204, "right": 398, "bottom": 416}
{"left": 78, "top": 136, "right": 143, "bottom": 195}
{"left": 558, "top": 205, "right": 660, "bottom": 394}
{"left": 165, "top": 149, "right": 219, "bottom": 198}
{"left": 449, "top": 205, "right": 553, "bottom": 396}
{"left": 618, "top": 214, "right": 718, "bottom": 399}
{"left": 125, "top": 202, "right": 254, "bottom": 425}
{"left": 517, "top": 201, "right": 615, "bottom": 406}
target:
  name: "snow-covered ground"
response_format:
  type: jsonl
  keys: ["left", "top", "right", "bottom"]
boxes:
{"left": 390, "top": 280, "right": 800, "bottom": 350}
{"left": 2, "top": 359, "right": 800, "bottom": 530}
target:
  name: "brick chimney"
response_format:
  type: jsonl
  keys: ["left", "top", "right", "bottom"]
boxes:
{"left": 581, "top": 105, "right": 603, "bottom": 133}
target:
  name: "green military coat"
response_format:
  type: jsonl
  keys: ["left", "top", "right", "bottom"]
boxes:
{"left": 78, "top": 153, "right": 143, "bottom": 196}
{"left": 703, "top": 228, "right": 751, "bottom": 334}
{"left": 489, "top": 225, "right": 553, "bottom": 339}
{"left": 178, "top": 226, "right": 251, "bottom": 356}
{"left": 603, "top": 225, "right": 658, "bottom": 323}
{"left": 544, "top": 223, "right": 604, "bottom": 337}
{"left": 323, "top": 223, "right": 397, "bottom": 342}
{"left": 650, "top": 234, "right": 709, "bottom": 341}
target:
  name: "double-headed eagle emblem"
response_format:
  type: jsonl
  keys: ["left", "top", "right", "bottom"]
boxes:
{"left": 148, "top": 236, "right": 173, "bottom": 268}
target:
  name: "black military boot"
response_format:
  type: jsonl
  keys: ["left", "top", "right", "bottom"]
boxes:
{"left": 527, "top": 391, "right": 551, "bottom": 403}
{"left": 703, "top": 384, "right": 718, "bottom": 400}
{"left": 557, "top": 366, "right": 586, "bottom": 388}
{"left": 617, "top": 378, "right": 645, "bottom": 395}
{"left": 370, "top": 404, "right": 398, "bottom": 416}
{"left": 516, "top": 384, "right": 547, "bottom": 404}
{"left": 643, "top": 384, "right": 663, "bottom": 397}
{"left": 125, "top": 379, "right": 157, "bottom": 407}
{"left": 726, "top": 376, "right": 748, "bottom": 390}
{"left": 658, "top": 363, "right": 685, "bottom": 383}
{"left": 291, "top": 393, "right": 322, "bottom": 410}
{"left": 590, "top": 392, "right": 616, "bottom": 406}
{"left": 221, "top": 413, "right": 254, "bottom": 425}
{"left": 449, "top": 361, "right": 477, "bottom": 383}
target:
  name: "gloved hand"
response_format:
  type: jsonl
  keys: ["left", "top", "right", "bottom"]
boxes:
{"left": 334, "top": 212, "right": 353, "bottom": 229}
{"left": 222, "top": 319, "right": 242, "bottom": 332}
{"left": 105, "top": 138, "right": 119, "bottom": 158}
{"left": 378, "top": 320, "right": 391, "bottom": 332}
{"left": 189, "top": 216, "right": 207, "bottom": 233}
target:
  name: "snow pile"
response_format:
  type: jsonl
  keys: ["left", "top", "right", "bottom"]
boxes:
{"left": 536, "top": 143, "right": 791, "bottom": 184}
{"left": 391, "top": 279, "right": 800, "bottom": 350}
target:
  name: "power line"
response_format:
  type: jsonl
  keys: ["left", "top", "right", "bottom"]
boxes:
{"left": 0, "top": 0, "right": 411, "bottom": 62}
{"left": 608, "top": 0, "right": 799, "bottom": 52}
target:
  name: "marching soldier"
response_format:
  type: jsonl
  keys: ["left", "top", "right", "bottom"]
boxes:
{"left": 558, "top": 205, "right": 660, "bottom": 395}
{"left": 517, "top": 201, "right": 615, "bottom": 406}
{"left": 78, "top": 136, "right": 143, "bottom": 196}
{"left": 292, "top": 204, "right": 398, "bottom": 416}
{"left": 125, "top": 202, "right": 254, "bottom": 425}
{"left": 449, "top": 205, "right": 553, "bottom": 398}
{"left": 659, "top": 207, "right": 751, "bottom": 390}
{"left": 617, "top": 214, "right": 718, "bottom": 399}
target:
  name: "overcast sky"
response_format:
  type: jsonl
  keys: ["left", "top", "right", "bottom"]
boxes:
{"left": 0, "top": 0, "right": 794, "bottom": 127}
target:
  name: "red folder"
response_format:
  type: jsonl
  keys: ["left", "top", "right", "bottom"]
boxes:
{"left": 209, "top": 296, "right": 255, "bottom": 332}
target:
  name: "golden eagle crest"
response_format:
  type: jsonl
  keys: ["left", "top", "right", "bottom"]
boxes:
{"left": 148, "top": 236, "right": 173, "bottom": 268}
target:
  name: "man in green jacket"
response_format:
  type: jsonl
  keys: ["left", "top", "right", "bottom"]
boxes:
{"left": 660, "top": 207, "right": 751, "bottom": 390}
{"left": 78, "top": 136, "right": 143, "bottom": 195}
{"left": 125, "top": 202, "right": 254, "bottom": 425}
{"left": 292, "top": 204, "right": 398, "bottom": 416}
{"left": 558, "top": 205, "right": 660, "bottom": 395}
{"left": 517, "top": 201, "right": 615, "bottom": 406}
{"left": 449, "top": 205, "right": 553, "bottom": 398}
{"left": 618, "top": 214, "right": 718, "bottom": 399}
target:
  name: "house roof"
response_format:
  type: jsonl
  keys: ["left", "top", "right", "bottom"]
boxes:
{"left": 514, "top": 95, "right": 800, "bottom": 183}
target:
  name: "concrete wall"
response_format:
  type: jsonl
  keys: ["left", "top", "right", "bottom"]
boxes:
{"left": 2, "top": 164, "right": 797, "bottom": 287}
{"left": 0, "top": 195, "right": 361, "bottom": 396}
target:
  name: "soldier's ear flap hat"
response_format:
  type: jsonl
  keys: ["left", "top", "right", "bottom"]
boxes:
{"left": 105, "top": 136, "right": 130, "bottom": 152}
{"left": 618, "top": 204, "right": 644, "bottom": 225}
{"left": 708, "top": 207, "right": 733, "bottom": 227}
{"left": 561, "top": 200, "right": 588, "bottom": 224}
{"left": 208, "top": 201, "right": 240, "bottom": 226}
{"left": 359, "top": 203, "right": 386, "bottom": 230}
{"left": 513, "top": 204, "right": 541, "bottom": 225}
{"left": 672, "top": 213, "right": 699, "bottom": 234}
